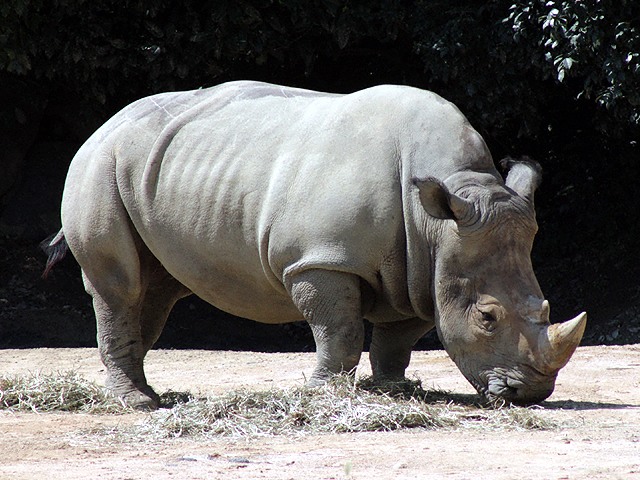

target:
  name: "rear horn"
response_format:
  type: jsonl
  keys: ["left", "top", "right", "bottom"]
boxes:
{"left": 501, "top": 156, "right": 542, "bottom": 204}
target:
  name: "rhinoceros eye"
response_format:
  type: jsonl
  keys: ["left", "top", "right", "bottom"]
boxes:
{"left": 481, "top": 311, "right": 497, "bottom": 323}
{"left": 477, "top": 309, "right": 499, "bottom": 333}
{"left": 476, "top": 297, "right": 502, "bottom": 333}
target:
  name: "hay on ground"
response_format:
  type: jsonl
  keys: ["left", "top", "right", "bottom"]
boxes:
{"left": 140, "top": 375, "right": 556, "bottom": 438}
{"left": 0, "top": 371, "right": 556, "bottom": 436}
{"left": 0, "top": 371, "right": 124, "bottom": 414}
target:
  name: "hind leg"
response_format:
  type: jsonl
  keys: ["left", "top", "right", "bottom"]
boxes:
{"left": 87, "top": 280, "right": 159, "bottom": 409}
{"left": 86, "top": 250, "right": 190, "bottom": 409}
{"left": 62, "top": 143, "right": 159, "bottom": 408}
{"left": 66, "top": 210, "right": 161, "bottom": 407}
{"left": 77, "top": 224, "right": 161, "bottom": 409}
{"left": 139, "top": 252, "right": 192, "bottom": 354}
{"left": 61, "top": 145, "right": 182, "bottom": 409}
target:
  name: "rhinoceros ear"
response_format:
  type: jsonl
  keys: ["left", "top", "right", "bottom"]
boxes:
{"left": 412, "top": 177, "right": 475, "bottom": 222}
{"left": 501, "top": 156, "right": 542, "bottom": 203}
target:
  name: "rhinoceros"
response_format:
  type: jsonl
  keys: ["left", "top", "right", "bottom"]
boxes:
{"left": 43, "top": 81, "right": 586, "bottom": 409}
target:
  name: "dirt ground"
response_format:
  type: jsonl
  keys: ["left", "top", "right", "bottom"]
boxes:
{"left": 0, "top": 345, "right": 639, "bottom": 480}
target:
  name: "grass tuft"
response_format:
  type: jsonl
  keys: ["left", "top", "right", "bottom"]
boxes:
{"left": 0, "top": 371, "right": 125, "bottom": 414}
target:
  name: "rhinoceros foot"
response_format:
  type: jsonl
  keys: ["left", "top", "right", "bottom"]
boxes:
{"left": 110, "top": 386, "right": 160, "bottom": 411}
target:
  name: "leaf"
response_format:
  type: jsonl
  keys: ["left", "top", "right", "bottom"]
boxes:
{"left": 562, "top": 57, "right": 574, "bottom": 70}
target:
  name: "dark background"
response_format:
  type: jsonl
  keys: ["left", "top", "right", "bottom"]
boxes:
{"left": 1, "top": 1, "right": 639, "bottom": 351}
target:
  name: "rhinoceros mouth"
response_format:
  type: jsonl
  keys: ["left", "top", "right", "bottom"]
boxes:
{"left": 470, "top": 365, "right": 556, "bottom": 406}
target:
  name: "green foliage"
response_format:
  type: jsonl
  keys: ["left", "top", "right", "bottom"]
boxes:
{"left": 506, "top": 0, "right": 640, "bottom": 136}
{"left": 410, "top": 2, "right": 546, "bottom": 146}
{"left": 1, "top": 0, "right": 638, "bottom": 151}
{"left": 411, "top": 0, "right": 639, "bottom": 149}
{"left": 0, "top": 0, "right": 407, "bottom": 105}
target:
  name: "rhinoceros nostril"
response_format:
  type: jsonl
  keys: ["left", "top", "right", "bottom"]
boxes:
{"left": 487, "top": 378, "right": 517, "bottom": 399}
{"left": 506, "top": 377, "right": 526, "bottom": 391}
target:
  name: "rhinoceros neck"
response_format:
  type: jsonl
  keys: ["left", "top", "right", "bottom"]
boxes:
{"left": 397, "top": 115, "right": 501, "bottom": 319}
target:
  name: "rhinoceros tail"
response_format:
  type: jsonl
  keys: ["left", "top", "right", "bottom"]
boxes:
{"left": 40, "top": 230, "right": 69, "bottom": 279}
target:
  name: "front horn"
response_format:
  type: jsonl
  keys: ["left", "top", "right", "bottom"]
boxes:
{"left": 538, "top": 312, "right": 587, "bottom": 373}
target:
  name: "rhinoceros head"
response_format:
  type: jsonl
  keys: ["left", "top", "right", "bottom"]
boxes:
{"left": 414, "top": 158, "right": 586, "bottom": 405}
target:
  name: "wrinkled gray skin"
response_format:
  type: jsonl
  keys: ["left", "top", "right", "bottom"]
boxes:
{"left": 47, "top": 81, "right": 586, "bottom": 409}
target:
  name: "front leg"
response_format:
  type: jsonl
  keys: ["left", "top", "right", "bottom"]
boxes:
{"left": 369, "top": 317, "right": 434, "bottom": 379}
{"left": 288, "top": 269, "right": 364, "bottom": 386}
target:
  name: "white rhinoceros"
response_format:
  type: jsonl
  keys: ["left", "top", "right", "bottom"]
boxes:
{"left": 43, "top": 81, "right": 586, "bottom": 409}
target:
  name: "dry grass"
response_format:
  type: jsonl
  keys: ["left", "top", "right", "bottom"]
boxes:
{"left": 0, "top": 371, "right": 555, "bottom": 437}
{"left": 0, "top": 371, "right": 125, "bottom": 414}
{"left": 140, "top": 375, "right": 556, "bottom": 438}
